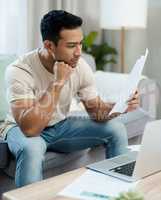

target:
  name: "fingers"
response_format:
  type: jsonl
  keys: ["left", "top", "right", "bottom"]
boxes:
{"left": 127, "top": 99, "right": 140, "bottom": 111}
{"left": 126, "top": 90, "right": 140, "bottom": 112}
{"left": 127, "top": 90, "right": 139, "bottom": 102}
{"left": 60, "top": 62, "right": 75, "bottom": 73}
{"left": 127, "top": 104, "right": 139, "bottom": 112}
{"left": 108, "top": 112, "right": 121, "bottom": 120}
{"left": 56, "top": 61, "right": 74, "bottom": 72}
{"left": 127, "top": 90, "right": 140, "bottom": 104}
{"left": 128, "top": 98, "right": 140, "bottom": 106}
{"left": 56, "top": 61, "right": 69, "bottom": 68}
{"left": 53, "top": 61, "right": 74, "bottom": 85}
{"left": 56, "top": 61, "right": 73, "bottom": 69}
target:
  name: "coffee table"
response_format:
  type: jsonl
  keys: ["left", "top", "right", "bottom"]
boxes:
{"left": 2, "top": 168, "right": 161, "bottom": 200}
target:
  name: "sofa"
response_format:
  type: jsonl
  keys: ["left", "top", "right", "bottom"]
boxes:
{"left": 0, "top": 54, "right": 158, "bottom": 195}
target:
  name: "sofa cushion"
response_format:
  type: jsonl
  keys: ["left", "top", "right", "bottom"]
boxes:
{"left": 0, "top": 55, "right": 16, "bottom": 121}
{"left": 4, "top": 149, "right": 89, "bottom": 178}
{"left": 0, "top": 139, "right": 10, "bottom": 169}
{"left": 114, "top": 108, "right": 153, "bottom": 138}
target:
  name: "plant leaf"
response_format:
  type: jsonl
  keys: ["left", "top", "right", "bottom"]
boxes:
{"left": 82, "top": 31, "right": 118, "bottom": 70}
{"left": 83, "top": 31, "right": 98, "bottom": 51}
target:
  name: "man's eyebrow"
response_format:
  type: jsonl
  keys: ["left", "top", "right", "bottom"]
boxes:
{"left": 66, "top": 40, "right": 84, "bottom": 44}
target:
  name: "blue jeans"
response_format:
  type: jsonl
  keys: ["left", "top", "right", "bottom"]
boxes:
{"left": 6, "top": 117, "right": 128, "bottom": 187}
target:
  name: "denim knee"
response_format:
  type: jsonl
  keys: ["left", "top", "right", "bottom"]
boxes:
{"left": 17, "top": 138, "right": 47, "bottom": 161}
{"left": 100, "top": 120, "right": 127, "bottom": 141}
{"left": 101, "top": 120, "right": 128, "bottom": 158}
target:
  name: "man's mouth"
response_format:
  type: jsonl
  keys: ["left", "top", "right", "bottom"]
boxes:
{"left": 57, "top": 58, "right": 79, "bottom": 68}
{"left": 70, "top": 58, "right": 80, "bottom": 67}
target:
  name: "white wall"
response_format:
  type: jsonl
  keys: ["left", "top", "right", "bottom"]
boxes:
{"left": 146, "top": 0, "right": 161, "bottom": 118}
{"left": 104, "top": 0, "right": 161, "bottom": 118}
{"left": 25, "top": 0, "right": 101, "bottom": 51}
{"left": 73, "top": 0, "right": 100, "bottom": 34}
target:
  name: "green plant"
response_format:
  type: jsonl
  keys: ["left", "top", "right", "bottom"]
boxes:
{"left": 83, "top": 31, "right": 117, "bottom": 71}
{"left": 110, "top": 190, "right": 144, "bottom": 200}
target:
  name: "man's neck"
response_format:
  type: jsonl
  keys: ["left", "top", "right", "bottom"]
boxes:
{"left": 38, "top": 48, "right": 55, "bottom": 74}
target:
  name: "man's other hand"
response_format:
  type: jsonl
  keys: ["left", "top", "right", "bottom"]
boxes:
{"left": 126, "top": 90, "right": 140, "bottom": 112}
{"left": 53, "top": 61, "right": 74, "bottom": 85}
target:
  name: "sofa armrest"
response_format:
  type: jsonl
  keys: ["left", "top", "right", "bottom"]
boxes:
{"left": 115, "top": 108, "right": 153, "bottom": 138}
{"left": 138, "top": 78, "right": 160, "bottom": 119}
{"left": 94, "top": 71, "right": 159, "bottom": 119}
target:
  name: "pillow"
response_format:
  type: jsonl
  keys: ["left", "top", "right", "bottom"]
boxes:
{"left": 0, "top": 55, "right": 16, "bottom": 121}
{"left": 94, "top": 71, "right": 146, "bottom": 103}
{"left": 69, "top": 71, "right": 148, "bottom": 114}
{"left": 94, "top": 71, "right": 129, "bottom": 103}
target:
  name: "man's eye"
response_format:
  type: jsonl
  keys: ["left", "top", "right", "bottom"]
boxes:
{"left": 67, "top": 44, "right": 75, "bottom": 48}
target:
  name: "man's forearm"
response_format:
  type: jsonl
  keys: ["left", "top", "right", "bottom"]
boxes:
{"left": 19, "top": 81, "right": 64, "bottom": 136}
{"left": 90, "top": 102, "right": 113, "bottom": 122}
{"left": 83, "top": 97, "right": 114, "bottom": 122}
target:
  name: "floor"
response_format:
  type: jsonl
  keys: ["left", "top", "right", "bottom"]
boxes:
{"left": 0, "top": 135, "right": 142, "bottom": 200}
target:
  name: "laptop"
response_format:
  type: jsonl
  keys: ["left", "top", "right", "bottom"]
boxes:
{"left": 87, "top": 119, "right": 161, "bottom": 182}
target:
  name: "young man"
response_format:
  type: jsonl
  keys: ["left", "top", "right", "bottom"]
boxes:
{"left": 2, "top": 10, "right": 139, "bottom": 187}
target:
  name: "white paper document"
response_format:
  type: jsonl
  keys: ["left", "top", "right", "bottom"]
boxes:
{"left": 59, "top": 170, "right": 138, "bottom": 200}
{"left": 109, "top": 48, "right": 149, "bottom": 115}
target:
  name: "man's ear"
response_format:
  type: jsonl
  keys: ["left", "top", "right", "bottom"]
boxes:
{"left": 43, "top": 40, "right": 56, "bottom": 54}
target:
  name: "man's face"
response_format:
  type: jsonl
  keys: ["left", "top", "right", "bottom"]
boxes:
{"left": 53, "top": 27, "right": 83, "bottom": 68}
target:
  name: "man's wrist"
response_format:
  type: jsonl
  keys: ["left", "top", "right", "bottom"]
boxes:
{"left": 54, "top": 80, "right": 65, "bottom": 87}
{"left": 50, "top": 80, "right": 65, "bottom": 92}
{"left": 53, "top": 83, "right": 63, "bottom": 93}
{"left": 105, "top": 102, "right": 114, "bottom": 114}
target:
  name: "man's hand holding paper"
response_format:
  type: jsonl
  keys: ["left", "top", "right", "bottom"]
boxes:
{"left": 126, "top": 90, "right": 140, "bottom": 112}
{"left": 107, "top": 90, "right": 140, "bottom": 120}
{"left": 108, "top": 48, "right": 148, "bottom": 116}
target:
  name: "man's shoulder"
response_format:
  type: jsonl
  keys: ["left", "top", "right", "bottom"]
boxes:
{"left": 16, "top": 49, "right": 38, "bottom": 67}
{"left": 6, "top": 49, "right": 38, "bottom": 76}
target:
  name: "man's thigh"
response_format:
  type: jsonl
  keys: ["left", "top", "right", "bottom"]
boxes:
{"left": 41, "top": 117, "right": 124, "bottom": 153}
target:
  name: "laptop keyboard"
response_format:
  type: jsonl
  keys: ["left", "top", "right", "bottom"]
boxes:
{"left": 109, "top": 161, "right": 136, "bottom": 176}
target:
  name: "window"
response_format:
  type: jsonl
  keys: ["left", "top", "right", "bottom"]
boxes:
{"left": 0, "top": 0, "right": 27, "bottom": 55}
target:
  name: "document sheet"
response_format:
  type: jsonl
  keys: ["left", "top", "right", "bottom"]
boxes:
{"left": 59, "top": 170, "right": 138, "bottom": 200}
{"left": 109, "top": 49, "right": 149, "bottom": 115}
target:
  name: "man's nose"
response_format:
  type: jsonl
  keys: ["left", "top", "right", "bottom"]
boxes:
{"left": 74, "top": 45, "right": 82, "bottom": 56}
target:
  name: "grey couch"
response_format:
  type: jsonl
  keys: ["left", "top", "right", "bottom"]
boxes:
{"left": 0, "top": 55, "right": 158, "bottom": 196}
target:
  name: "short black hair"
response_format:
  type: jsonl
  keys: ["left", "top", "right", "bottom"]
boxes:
{"left": 40, "top": 10, "right": 83, "bottom": 45}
